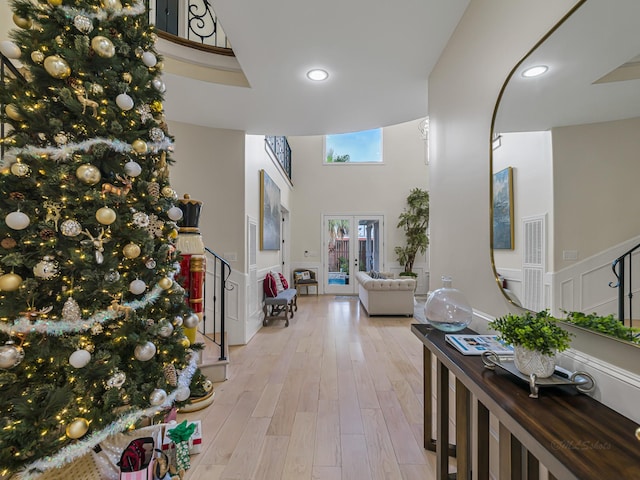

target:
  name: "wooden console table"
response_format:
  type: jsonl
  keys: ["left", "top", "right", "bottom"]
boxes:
{"left": 411, "top": 323, "right": 640, "bottom": 480}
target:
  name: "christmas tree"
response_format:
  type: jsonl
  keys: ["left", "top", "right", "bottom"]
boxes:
{"left": 0, "top": 0, "right": 203, "bottom": 475}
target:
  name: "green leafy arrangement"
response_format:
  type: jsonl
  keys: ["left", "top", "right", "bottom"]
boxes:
{"left": 563, "top": 311, "right": 640, "bottom": 345}
{"left": 489, "top": 310, "right": 572, "bottom": 356}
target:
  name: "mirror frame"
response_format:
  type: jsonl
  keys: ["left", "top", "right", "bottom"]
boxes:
{"left": 489, "top": 0, "right": 586, "bottom": 307}
{"left": 488, "top": 0, "right": 640, "bottom": 354}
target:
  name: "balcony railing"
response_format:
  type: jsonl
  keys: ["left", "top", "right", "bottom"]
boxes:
{"left": 149, "top": 0, "right": 234, "bottom": 54}
{"left": 265, "top": 136, "right": 292, "bottom": 181}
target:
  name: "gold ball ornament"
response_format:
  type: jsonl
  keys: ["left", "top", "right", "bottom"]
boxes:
{"left": 123, "top": 243, "right": 141, "bottom": 259}
{"left": 158, "top": 277, "right": 173, "bottom": 290}
{"left": 10, "top": 163, "right": 30, "bottom": 177}
{"left": 44, "top": 55, "right": 71, "bottom": 79}
{"left": 132, "top": 139, "right": 148, "bottom": 154}
{"left": 180, "top": 336, "right": 191, "bottom": 348}
{"left": 161, "top": 186, "right": 176, "bottom": 198}
{"left": 76, "top": 164, "right": 101, "bottom": 185}
{"left": 31, "top": 51, "right": 45, "bottom": 63}
{"left": 13, "top": 14, "right": 32, "bottom": 29}
{"left": 96, "top": 207, "right": 116, "bottom": 225}
{"left": 5, "top": 104, "right": 24, "bottom": 121}
{"left": 65, "top": 418, "right": 89, "bottom": 439}
{"left": 91, "top": 36, "right": 115, "bottom": 58}
{"left": 0, "top": 273, "right": 22, "bottom": 292}
{"left": 48, "top": 0, "right": 63, "bottom": 5}
{"left": 102, "top": 0, "right": 123, "bottom": 11}
{"left": 150, "top": 100, "right": 163, "bottom": 112}
{"left": 168, "top": 229, "right": 178, "bottom": 239}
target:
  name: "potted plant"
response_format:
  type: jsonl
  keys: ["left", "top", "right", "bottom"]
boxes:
{"left": 395, "top": 188, "right": 429, "bottom": 279}
{"left": 488, "top": 310, "right": 572, "bottom": 378}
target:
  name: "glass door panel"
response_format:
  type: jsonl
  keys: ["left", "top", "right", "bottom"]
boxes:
{"left": 324, "top": 215, "right": 383, "bottom": 294}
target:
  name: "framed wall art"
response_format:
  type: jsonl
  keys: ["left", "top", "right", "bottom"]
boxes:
{"left": 493, "top": 166, "right": 514, "bottom": 250}
{"left": 260, "top": 169, "right": 281, "bottom": 250}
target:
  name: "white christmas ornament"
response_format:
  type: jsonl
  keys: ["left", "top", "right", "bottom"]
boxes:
{"left": 69, "top": 349, "right": 91, "bottom": 368}
{"left": 5, "top": 211, "right": 30, "bottom": 230}
{"left": 0, "top": 41, "right": 21, "bottom": 59}
{"left": 149, "top": 388, "right": 167, "bottom": 405}
{"left": 183, "top": 313, "right": 199, "bottom": 329}
{"left": 141, "top": 51, "right": 157, "bottom": 67}
{"left": 129, "top": 279, "right": 147, "bottom": 294}
{"left": 167, "top": 206, "right": 183, "bottom": 221}
{"left": 158, "top": 320, "right": 174, "bottom": 338}
{"left": 124, "top": 160, "right": 142, "bottom": 177}
{"left": 116, "top": 93, "right": 134, "bottom": 111}
{"left": 175, "top": 386, "right": 191, "bottom": 402}
{"left": 61, "top": 219, "right": 82, "bottom": 237}
{"left": 151, "top": 78, "right": 165, "bottom": 92}
{"left": 134, "top": 341, "right": 156, "bottom": 361}
{"left": 0, "top": 342, "right": 24, "bottom": 369}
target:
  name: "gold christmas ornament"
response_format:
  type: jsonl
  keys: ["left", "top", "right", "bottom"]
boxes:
{"left": 168, "top": 229, "right": 178, "bottom": 239}
{"left": 76, "top": 164, "right": 101, "bottom": 185}
{"left": 91, "top": 36, "right": 115, "bottom": 58}
{"left": 48, "top": 0, "right": 63, "bottom": 5}
{"left": 65, "top": 418, "right": 89, "bottom": 439}
{"left": 102, "top": 0, "right": 123, "bottom": 10}
{"left": 44, "top": 55, "right": 71, "bottom": 79}
{"left": 180, "top": 336, "right": 191, "bottom": 348}
{"left": 132, "top": 139, "right": 148, "bottom": 154}
{"left": 13, "top": 14, "right": 32, "bottom": 29}
{"left": 123, "top": 243, "right": 141, "bottom": 259}
{"left": 5, "top": 104, "right": 24, "bottom": 121}
{"left": 122, "top": 72, "right": 132, "bottom": 83}
{"left": 30, "top": 51, "right": 45, "bottom": 63}
{"left": 10, "top": 163, "right": 30, "bottom": 177}
{"left": 161, "top": 186, "right": 175, "bottom": 198}
{"left": 0, "top": 273, "right": 22, "bottom": 292}
{"left": 96, "top": 207, "right": 116, "bottom": 225}
{"left": 158, "top": 277, "right": 173, "bottom": 290}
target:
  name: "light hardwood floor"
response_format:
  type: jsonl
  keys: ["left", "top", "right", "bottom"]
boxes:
{"left": 178, "top": 294, "right": 437, "bottom": 480}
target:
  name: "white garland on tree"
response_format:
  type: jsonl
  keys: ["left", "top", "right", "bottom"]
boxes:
{"left": 57, "top": 0, "right": 146, "bottom": 21}
{"left": 1, "top": 137, "right": 173, "bottom": 166}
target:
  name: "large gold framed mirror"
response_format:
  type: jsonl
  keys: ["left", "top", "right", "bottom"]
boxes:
{"left": 490, "top": 0, "right": 640, "bottom": 345}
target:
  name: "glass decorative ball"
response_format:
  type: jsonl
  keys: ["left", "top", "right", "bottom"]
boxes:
{"left": 424, "top": 276, "right": 473, "bottom": 333}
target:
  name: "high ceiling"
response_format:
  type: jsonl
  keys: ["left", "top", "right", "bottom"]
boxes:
{"left": 160, "top": 0, "right": 470, "bottom": 136}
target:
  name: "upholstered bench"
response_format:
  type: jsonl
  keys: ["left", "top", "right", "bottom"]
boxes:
{"left": 263, "top": 288, "right": 298, "bottom": 326}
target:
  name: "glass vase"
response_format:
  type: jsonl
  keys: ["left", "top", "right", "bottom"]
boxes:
{"left": 424, "top": 276, "right": 473, "bottom": 332}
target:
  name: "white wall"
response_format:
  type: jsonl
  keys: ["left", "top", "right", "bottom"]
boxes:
{"left": 552, "top": 117, "right": 640, "bottom": 270}
{"left": 287, "top": 119, "right": 430, "bottom": 293}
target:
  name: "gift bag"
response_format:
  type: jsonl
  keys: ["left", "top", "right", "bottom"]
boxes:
{"left": 118, "top": 437, "right": 155, "bottom": 480}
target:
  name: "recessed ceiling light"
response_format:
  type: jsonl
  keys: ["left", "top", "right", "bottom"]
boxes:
{"left": 522, "top": 65, "right": 549, "bottom": 78}
{"left": 307, "top": 69, "right": 329, "bottom": 81}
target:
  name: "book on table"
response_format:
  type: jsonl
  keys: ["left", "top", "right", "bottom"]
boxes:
{"left": 445, "top": 334, "right": 514, "bottom": 356}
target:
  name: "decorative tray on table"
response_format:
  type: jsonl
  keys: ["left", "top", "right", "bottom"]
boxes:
{"left": 481, "top": 351, "right": 596, "bottom": 399}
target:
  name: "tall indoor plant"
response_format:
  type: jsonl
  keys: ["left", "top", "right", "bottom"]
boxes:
{"left": 395, "top": 188, "right": 429, "bottom": 277}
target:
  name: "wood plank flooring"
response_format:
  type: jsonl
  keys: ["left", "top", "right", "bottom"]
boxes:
{"left": 179, "top": 294, "right": 437, "bottom": 480}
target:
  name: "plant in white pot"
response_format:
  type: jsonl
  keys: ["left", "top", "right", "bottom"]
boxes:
{"left": 489, "top": 310, "right": 572, "bottom": 378}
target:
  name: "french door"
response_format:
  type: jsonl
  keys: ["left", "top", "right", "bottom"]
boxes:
{"left": 323, "top": 215, "right": 384, "bottom": 294}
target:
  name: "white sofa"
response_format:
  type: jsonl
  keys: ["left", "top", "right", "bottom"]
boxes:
{"left": 355, "top": 271, "right": 416, "bottom": 316}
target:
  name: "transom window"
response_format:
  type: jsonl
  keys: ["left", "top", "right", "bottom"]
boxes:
{"left": 325, "top": 128, "right": 383, "bottom": 164}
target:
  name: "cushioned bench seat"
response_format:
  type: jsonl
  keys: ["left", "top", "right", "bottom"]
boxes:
{"left": 263, "top": 288, "right": 297, "bottom": 326}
